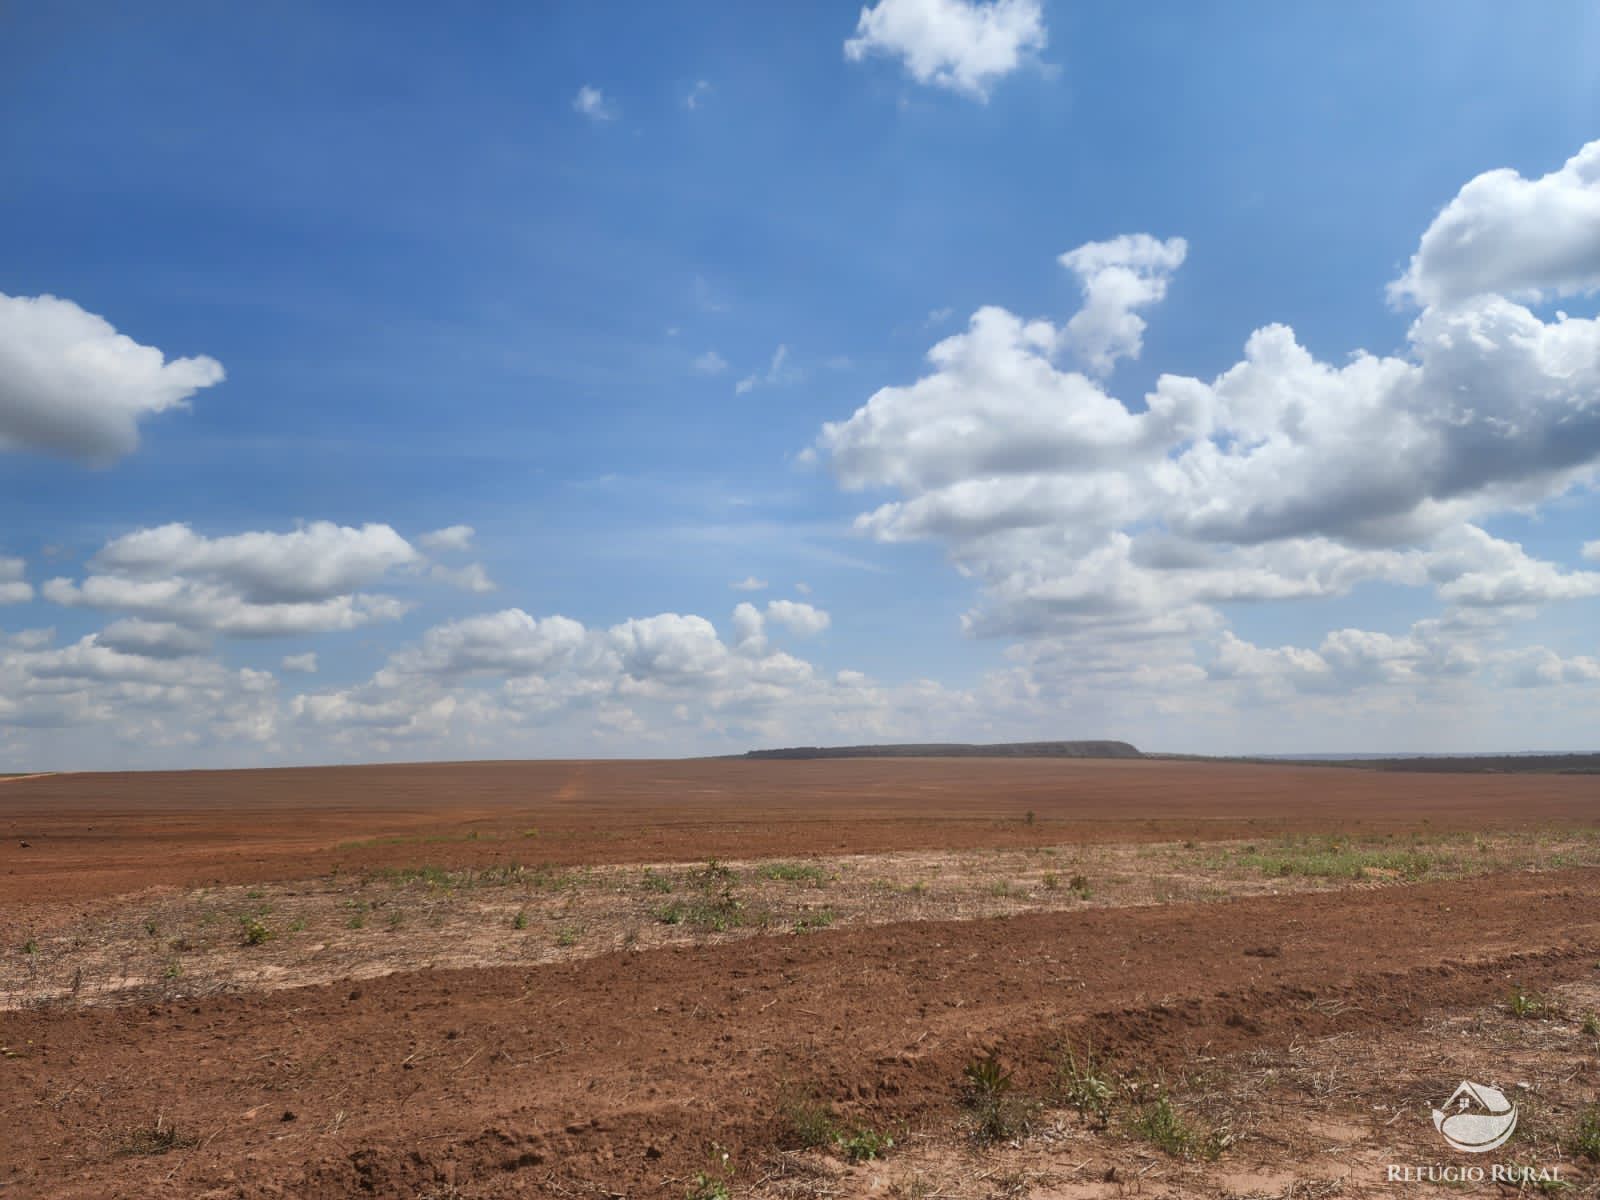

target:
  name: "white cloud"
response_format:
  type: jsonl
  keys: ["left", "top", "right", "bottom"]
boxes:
{"left": 428, "top": 562, "right": 496, "bottom": 593}
{"left": 1391, "top": 140, "right": 1600, "bottom": 308}
{"left": 0, "top": 556, "right": 31, "bottom": 605}
{"left": 418, "top": 525, "right": 475, "bottom": 553}
{"left": 734, "top": 344, "right": 799, "bottom": 395}
{"left": 693, "top": 350, "right": 729, "bottom": 375}
{"left": 809, "top": 140, "right": 1600, "bottom": 728}
{"left": 764, "top": 599, "right": 831, "bottom": 636}
{"left": 0, "top": 292, "right": 224, "bottom": 461}
{"left": 731, "top": 575, "right": 769, "bottom": 591}
{"left": 42, "top": 521, "right": 420, "bottom": 636}
{"left": 684, "top": 79, "right": 713, "bottom": 110}
{"left": 97, "top": 619, "right": 211, "bottom": 659}
{"left": 844, "top": 0, "right": 1046, "bottom": 100}
{"left": 1058, "top": 234, "right": 1187, "bottom": 375}
{"left": 573, "top": 85, "right": 617, "bottom": 122}
{"left": 1583, "top": 539, "right": 1600, "bottom": 562}
{"left": 281, "top": 652, "right": 318, "bottom": 674}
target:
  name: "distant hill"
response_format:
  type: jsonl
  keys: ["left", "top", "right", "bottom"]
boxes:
{"left": 743, "top": 740, "right": 1142, "bottom": 760}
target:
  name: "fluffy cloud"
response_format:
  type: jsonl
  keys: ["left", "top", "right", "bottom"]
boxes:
{"left": 731, "top": 575, "right": 769, "bottom": 592}
{"left": 812, "top": 142, "right": 1600, "bottom": 723}
{"left": 42, "top": 521, "right": 420, "bottom": 636}
{"left": 1391, "top": 141, "right": 1600, "bottom": 308}
{"left": 0, "top": 556, "right": 31, "bottom": 605}
{"left": 764, "top": 599, "right": 831, "bottom": 636}
{"left": 844, "top": 0, "right": 1046, "bottom": 100}
{"left": 1058, "top": 235, "right": 1187, "bottom": 375}
{"left": 0, "top": 292, "right": 224, "bottom": 461}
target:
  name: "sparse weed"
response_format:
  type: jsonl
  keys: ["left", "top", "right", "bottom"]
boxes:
{"left": 1572, "top": 1105, "right": 1600, "bottom": 1162}
{"left": 1054, "top": 1039, "right": 1112, "bottom": 1122}
{"left": 386, "top": 909, "right": 405, "bottom": 930}
{"left": 1580, "top": 1012, "right": 1599, "bottom": 1037}
{"left": 556, "top": 925, "right": 580, "bottom": 947}
{"left": 288, "top": 917, "right": 306, "bottom": 933}
{"left": 142, "top": 919, "right": 159, "bottom": 937}
{"left": 115, "top": 1115, "right": 197, "bottom": 1157}
{"left": 162, "top": 959, "right": 182, "bottom": 979}
{"left": 793, "top": 908, "right": 835, "bottom": 932}
{"left": 1509, "top": 985, "right": 1554, "bottom": 1020}
{"left": 641, "top": 869, "right": 673, "bottom": 894}
{"left": 239, "top": 917, "right": 273, "bottom": 946}
{"left": 779, "top": 1091, "right": 838, "bottom": 1150}
{"left": 21, "top": 939, "right": 38, "bottom": 955}
{"left": 1129, "top": 1094, "right": 1230, "bottom": 1160}
{"left": 1068, "top": 874, "right": 1091, "bottom": 899}
{"left": 512, "top": 909, "right": 529, "bottom": 930}
{"left": 685, "top": 1174, "right": 730, "bottom": 1200}
{"left": 756, "top": 862, "right": 828, "bottom": 886}
{"left": 837, "top": 1125, "right": 893, "bottom": 1162}
{"left": 1042, "top": 872, "right": 1060, "bottom": 891}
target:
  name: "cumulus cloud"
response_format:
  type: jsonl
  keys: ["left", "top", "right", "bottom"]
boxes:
{"left": 811, "top": 139, "right": 1600, "bottom": 725}
{"left": 731, "top": 575, "right": 769, "bottom": 592}
{"left": 844, "top": 0, "right": 1046, "bottom": 100}
{"left": 42, "top": 521, "right": 419, "bottom": 636}
{"left": 0, "top": 556, "right": 31, "bottom": 605}
{"left": 0, "top": 292, "right": 224, "bottom": 461}
{"left": 428, "top": 562, "right": 496, "bottom": 593}
{"left": 573, "top": 85, "right": 617, "bottom": 122}
{"left": 1391, "top": 140, "right": 1600, "bottom": 308}
{"left": 1058, "top": 234, "right": 1187, "bottom": 375}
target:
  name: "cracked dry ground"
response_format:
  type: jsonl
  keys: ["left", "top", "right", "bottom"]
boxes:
{"left": 2, "top": 759, "right": 1598, "bottom": 1197}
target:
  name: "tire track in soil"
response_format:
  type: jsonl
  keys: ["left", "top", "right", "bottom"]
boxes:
{"left": 4, "top": 868, "right": 1599, "bottom": 1198}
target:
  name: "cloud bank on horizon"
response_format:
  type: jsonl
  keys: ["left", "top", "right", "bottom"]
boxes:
{"left": 2, "top": 1, "right": 1598, "bottom": 768}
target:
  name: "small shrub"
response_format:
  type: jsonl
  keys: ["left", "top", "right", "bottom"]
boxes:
{"left": 1042, "top": 872, "right": 1060, "bottom": 891}
{"left": 239, "top": 917, "right": 273, "bottom": 946}
{"left": 641, "top": 869, "right": 673, "bottom": 894}
{"left": 685, "top": 1173, "right": 730, "bottom": 1200}
{"left": 162, "top": 959, "right": 183, "bottom": 979}
{"left": 1068, "top": 874, "right": 1091, "bottom": 899}
{"left": 838, "top": 1126, "right": 893, "bottom": 1162}
{"left": 512, "top": 909, "right": 529, "bottom": 930}
{"left": 988, "top": 880, "right": 1014, "bottom": 898}
{"left": 1581, "top": 1012, "right": 1599, "bottom": 1037}
{"left": 556, "top": 925, "right": 580, "bottom": 947}
{"left": 346, "top": 912, "right": 366, "bottom": 930}
{"left": 142, "top": 919, "right": 159, "bottom": 937}
{"left": 287, "top": 918, "right": 306, "bottom": 933}
{"left": 21, "top": 939, "right": 38, "bottom": 955}
{"left": 962, "top": 1053, "right": 1027, "bottom": 1144}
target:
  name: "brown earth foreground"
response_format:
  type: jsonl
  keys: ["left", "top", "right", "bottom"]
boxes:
{"left": 2, "top": 759, "right": 1599, "bottom": 1198}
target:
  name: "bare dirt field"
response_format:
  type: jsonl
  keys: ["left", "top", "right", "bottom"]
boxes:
{"left": 2, "top": 758, "right": 1599, "bottom": 1198}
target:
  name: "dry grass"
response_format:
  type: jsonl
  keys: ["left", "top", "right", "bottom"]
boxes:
{"left": 7, "top": 829, "right": 1600, "bottom": 1012}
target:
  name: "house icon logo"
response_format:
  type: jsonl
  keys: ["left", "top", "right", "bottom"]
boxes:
{"left": 1432, "top": 1081, "right": 1518, "bottom": 1153}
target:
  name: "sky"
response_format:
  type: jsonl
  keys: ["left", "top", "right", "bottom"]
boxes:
{"left": 3, "top": 0, "right": 1600, "bottom": 769}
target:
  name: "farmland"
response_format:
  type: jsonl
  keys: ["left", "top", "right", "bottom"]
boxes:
{"left": 2, "top": 758, "right": 1598, "bottom": 1197}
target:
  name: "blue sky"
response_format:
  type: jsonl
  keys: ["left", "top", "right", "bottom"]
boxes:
{"left": 3, "top": 1, "right": 1600, "bottom": 767}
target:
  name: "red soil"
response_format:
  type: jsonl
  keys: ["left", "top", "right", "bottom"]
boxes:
{"left": 4, "top": 757, "right": 1597, "bottom": 904}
